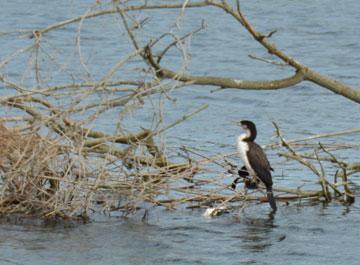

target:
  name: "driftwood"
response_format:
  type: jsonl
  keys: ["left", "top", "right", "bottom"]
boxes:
{"left": 0, "top": 1, "right": 359, "bottom": 220}
{"left": 273, "top": 122, "right": 356, "bottom": 204}
{"left": 0, "top": 117, "right": 358, "bottom": 220}
{"left": 8, "top": 1, "right": 359, "bottom": 103}
{"left": 0, "top": 124, "right": 61, "bottom": 215}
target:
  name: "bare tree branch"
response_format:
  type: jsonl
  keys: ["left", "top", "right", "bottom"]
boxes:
{"left": 20, "top": 1, "right": 360, "bottom": 103}
{"left": 207, "top": 0, "right": 360, "bottom": 103}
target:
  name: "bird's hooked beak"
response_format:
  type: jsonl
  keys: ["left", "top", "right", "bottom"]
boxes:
{"left": 238, "top": 122, "right": 251, "bottom": 139}
{"left": 237, "top": 121, "right": 249, "bottom": 134}
{"left": 239, "top": 122, "right": 247, "bottom": 130}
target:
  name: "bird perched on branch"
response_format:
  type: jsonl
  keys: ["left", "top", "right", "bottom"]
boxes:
{"left": 236, "top": 120, "right": 277, "bottom": 211}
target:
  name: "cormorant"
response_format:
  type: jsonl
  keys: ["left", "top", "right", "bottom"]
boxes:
{"left": 236, "top": 120, "right": 277, "bottom": 211}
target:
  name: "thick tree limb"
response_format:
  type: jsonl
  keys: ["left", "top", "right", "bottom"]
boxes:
{"left": 208, "top": 0, "right": 360, "bottom": 103}
{"left": 157, "top": 68, "right": 304, "bottom": 90}
{"left": 26, "top": 1, "right": 360, "bottom": 103}
{"left": 304, "top": 68, "right": 360, "bottom": 102}
{"left": 144, "top": 45, "right": 304, "bottom": 90}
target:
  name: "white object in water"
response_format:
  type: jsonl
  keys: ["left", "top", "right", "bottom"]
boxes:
{"left": 203, "top": 206, "right": 227, "bottom": 217}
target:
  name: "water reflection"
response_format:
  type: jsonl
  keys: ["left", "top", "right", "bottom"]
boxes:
{"left": 342, "top": 206, "right": 351, "bottom": 216}
{"left": 239, "top": 212, "right": 276, "bottom": 253}
{"left": 1, "top": 0, "right": 360, "bottom": 264}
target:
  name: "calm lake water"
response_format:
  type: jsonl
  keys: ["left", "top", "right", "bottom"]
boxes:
{"left": 1, "top": 0, "right": 360, "bottom": 264}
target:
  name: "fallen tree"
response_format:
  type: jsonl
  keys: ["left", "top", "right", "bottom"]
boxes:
{"left": 0, "top": 0, "right": 359, "bottom": 221}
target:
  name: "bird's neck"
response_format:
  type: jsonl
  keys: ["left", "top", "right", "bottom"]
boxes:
{"left": 239, "top": 130, "right": 255, "bottom": 142}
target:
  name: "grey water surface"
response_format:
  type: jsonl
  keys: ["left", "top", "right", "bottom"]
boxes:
{"left": 1, "top": 1, "right": 360, "bottom": 264}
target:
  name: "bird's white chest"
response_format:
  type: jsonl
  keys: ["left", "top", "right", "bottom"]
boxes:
{"left": 237, "top": 137, "right": 255, "bottom": 175}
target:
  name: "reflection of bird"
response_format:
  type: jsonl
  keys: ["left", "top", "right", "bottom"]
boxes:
{"left": 236, "top": 120, "right": 277, "bottom": 211}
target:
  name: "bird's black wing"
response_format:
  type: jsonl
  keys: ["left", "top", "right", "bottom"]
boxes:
{"left": 247, "top": 142, "right": 273, "bottom": 189}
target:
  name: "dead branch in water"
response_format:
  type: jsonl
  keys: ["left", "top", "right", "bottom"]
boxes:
{"left": 273, "top": 122, "right": 356, "bottom": 204}
{"left": 1, "top": 1, "right": 359, "bottom": 221}
{"left": 0, "top": 117, "right": 358, "bottom": 220}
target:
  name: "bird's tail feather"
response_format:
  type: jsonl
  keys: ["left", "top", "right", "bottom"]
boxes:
{"left": 266, "top": 189, "right": 277, "bottom": 211}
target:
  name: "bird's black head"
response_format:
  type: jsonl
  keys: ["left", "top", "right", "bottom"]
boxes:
{"left": 240, "top": 120, "right": 257, "bottom": 141}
